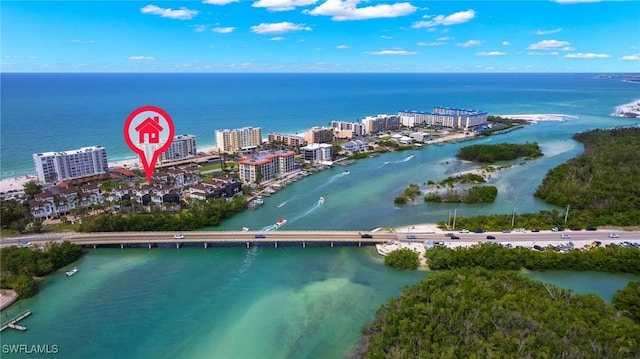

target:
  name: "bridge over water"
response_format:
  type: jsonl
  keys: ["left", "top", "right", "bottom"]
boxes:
{"left": 2, "top": 231, "right": 397, "bottom": 249}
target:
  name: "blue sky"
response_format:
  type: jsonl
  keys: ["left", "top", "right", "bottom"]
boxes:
{"left": 2, "top": 0, "right": 639, "bottom": 72}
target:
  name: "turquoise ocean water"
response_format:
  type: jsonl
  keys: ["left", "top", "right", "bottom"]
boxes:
{"left": 1, "top": 73, "right": 639, "bottom": 358}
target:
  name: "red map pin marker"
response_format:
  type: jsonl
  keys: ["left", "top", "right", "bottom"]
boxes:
{"left": 124, "top": 106, "right": 175, "bottom": 183}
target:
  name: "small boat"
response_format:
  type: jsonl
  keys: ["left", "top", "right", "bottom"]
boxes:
{"left": 275, "top": 218, "right": 287, "bottom": 227}
{"left": 342, "top": 170, "right": 350, "bottom": 175}
{"left": 242, "top": 227, "right": 249, "bottom": 232}
{"left": 319, "top": 197, "right": 325, "bottom": 204}
{"left": 383, "top": 161, "right": 390, "bottom": 165}
{"left": 66, "top": 267, "right": 78, "bottom": 277}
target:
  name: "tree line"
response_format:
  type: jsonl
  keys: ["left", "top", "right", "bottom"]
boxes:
{"left": 424, "top": 185, "right": 498, "bottom": 203}
{"left": 78, "top": 195, "right": 246, "bottom": 232}
{"left": 424, "top": 242, "right": 640, "bottom": 273}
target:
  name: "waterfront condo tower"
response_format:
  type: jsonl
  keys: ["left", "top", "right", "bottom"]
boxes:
{"left": 159, "top": 134, "right": 197, "bottom": 164}
{"left": 33, "top": 146, "right": 109, "bottom": 184}
{"left": 215, "top": 127, "right": 263, "bottom": 154}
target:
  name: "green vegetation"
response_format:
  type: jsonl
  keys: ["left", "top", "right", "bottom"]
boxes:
{"left": 425, "top": 242, "right": 640, "bottom": 273}
{"left": 433, "top": 173, "right": 485, "bottom": 187}
{"left": 383, "top": 249, "right": 419, "bottom": 270}
{"left": 393, "top": 184, "right": 420, "bottom": 205}
{"left": 535, "top": 127, "right": 640, "bottom": 226}
{"left": 78, "top": 195, "right": 247, "bottom": 232}
{"left": 480, "top": 115, "right": 529, "bottom": 136}
{"left": 358, "top": 268, "right": 640, "bottom": 359}
{"left": 0, "top": 241, "right": 83, "bottom": 298}
{"left": 424, "top": 185, "right": 497, "bottom": 203}
{"left": 1, "top": 199, "right": 32, "bottom": 234}
{"left": 436, "top": 209, "right": 593, "bottom": 233}
{"left": 457, "top": 142, "right": 542, "bottom": 163}
{"left": 613, "top": 281, "right": 640, "bottom": 323}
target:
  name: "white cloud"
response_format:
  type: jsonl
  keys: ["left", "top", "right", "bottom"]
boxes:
{"left": 365, "top": 49, "right": 418, "bottom": 56}
{"left": 475, "top": 51, "right": 507, "bottom": 56}
{"left": 140, "top": 5, "right": 198, "bottom": 20}
{"left": 380, "top": 35, "right": 393, "bottom": 39}
{"left": 251, "top": 22, "right": 312, "bottom": 34}
{"left": 619, "top": 54, "right": 640, "bottom": 61}
{"left": 528, "top": 51, "right": 559, "bottom": 56}
{"left": 527, "top": 39, "right": 570, "bottom": 50}
{"left": 501, "top": 41, "right": 510, "bottom": 46}
{"left": 194, "top": 25, "right": 208, "bottom": 32}
{"left": 437, "top": 36, "right": 452, "bottom": 41}
{"left": 336, "top": 45, "right": 350, "bottom": 49}
{"left": 457, "top": 40, "right": 483, "bottom": 48}
{"left": 213, "top": 27, "right": 235, "bottom": 34}
{"left": 306, "top": 0, "right": 417, "bottom": 21}
{"left": 129, "top": 56, "right": 155, "bottom": 61}
{"left": 253, "top": 0, "right": 318, "bottom": 12}
{"left": 412, "top": 9, "right": 475, "bottom": 28}
{"left": 564, "top": 53, "right": 611, "bottom": 59}
{"left": 269, "top": 36, "right": 286, "bottom": 41}
{"left": 417, "top": 41, "right": 446, "bottom": 47}
{"left": 533, "top": 28, "right": 562, "bottom": 35}
{"left": 202, "top": 0, "right": 238, "bottom": 4}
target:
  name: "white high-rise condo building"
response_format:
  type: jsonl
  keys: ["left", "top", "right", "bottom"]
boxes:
{"left": 33, "top": 146, "right": 109, "bottom": 184}
{"left": 160, "top": 135, "right": 197, "bottom": 164}
{"left": 215, "top": 127, "right": 263, "bottom": 154}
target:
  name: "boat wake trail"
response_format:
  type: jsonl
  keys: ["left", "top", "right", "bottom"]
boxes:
{"left": 277, "top": 199, "right": 292, "bottom": 208}
{"left": 320, "top": 172, "right": 348, "bottom": 187}
{"left": 379, "top": 155, "right": 415, "bottom": 168}
{"left": 259, "top": 224, "right": 279, "bottom": 232}
{"left": 290, "top": 198, "right": 325, "bottom": 223}
{"left": 395, "top": 154, "right": 415, "bottom": 163}
{"left": 238, "top": 245, "right": 260, "bottom": 274}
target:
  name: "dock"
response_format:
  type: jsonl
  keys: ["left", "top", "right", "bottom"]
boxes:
{"left": 0, "top": 310, "right": 32, "bottom": 332}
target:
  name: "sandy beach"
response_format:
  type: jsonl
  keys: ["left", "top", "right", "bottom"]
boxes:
{"left": 0, "top": 289, "right": 18, "bottom": 311}
{"left": 497, "top": 113, "right": 579, "bottom": 123}
{"left": 613, "top": 98, "right": 640, "bottom": 118}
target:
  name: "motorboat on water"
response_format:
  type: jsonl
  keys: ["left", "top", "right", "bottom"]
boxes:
{"left": 242, "top": 227, "right": 249, "bottom": 232}
{"left": 319, "top": 197, "right": 325, "bottom": 204}
{"left": 342, "top": 170, "right": 350, "bottom": 175}
{"left": 275, "top": 218, "right": 287, "bottom": 227}
{"left": 66, "top": 267, "right": 78, "bottom": 277}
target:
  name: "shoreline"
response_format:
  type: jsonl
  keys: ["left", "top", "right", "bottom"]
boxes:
{"left": 612, "top": 98, "right": 640, "bottom": 118}
{"left": 0, "top": 289, "right": 19, "bottom": 311}
{"left": 0, "top": 145, "right": 220, "bottom": 193}
{"left": 0, "top": 111, "right": 570, "bottom": 188}
{"left": 497, "top": 113, "right": 579, "bottom": 123}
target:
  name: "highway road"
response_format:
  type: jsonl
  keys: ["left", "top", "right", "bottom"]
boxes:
{"left": 1, "top": 229, "right": 638, "bottom": 248}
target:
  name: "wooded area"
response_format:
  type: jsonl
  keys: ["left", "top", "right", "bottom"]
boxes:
{"left": 457, "top": 142, "right": 543, "bottom": 163}
{"left": 358, "top": 268, "right": 640, "bottom": 358}
{"left": 535, "top": 127, "right": 640, "bottom": 226}
{"left": 0, "top": 241, "right": 83, "bottom": 298}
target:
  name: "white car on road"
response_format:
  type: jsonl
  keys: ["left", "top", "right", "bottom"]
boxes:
{"left": 608, "top": 233, "right": 619, "bottom": 238}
